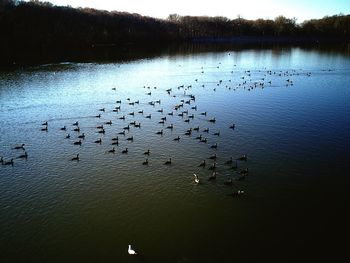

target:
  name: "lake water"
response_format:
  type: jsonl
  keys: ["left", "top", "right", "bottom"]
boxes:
{"left": 1, "top": 45, "right": 350, "bottom": 262}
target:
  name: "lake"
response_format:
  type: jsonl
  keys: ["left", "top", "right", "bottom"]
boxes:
{"left": 1, "top": 45, "right": 350, "bottom": 262}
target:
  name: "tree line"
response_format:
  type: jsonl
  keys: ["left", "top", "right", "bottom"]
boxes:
{"left": 0, "top": 0, "right": 349, "bottom": 51}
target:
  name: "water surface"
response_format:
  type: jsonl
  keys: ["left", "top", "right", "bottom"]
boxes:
{"left": 1, "top": 46, "right": 350, "bottom": 262}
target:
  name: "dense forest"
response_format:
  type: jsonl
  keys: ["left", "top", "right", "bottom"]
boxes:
{"left": 0, "top": 0, "right": 349, "bottom": 51}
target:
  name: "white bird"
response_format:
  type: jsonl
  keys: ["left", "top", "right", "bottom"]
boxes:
{"left": 193, "top": 173, "right": 200, "bottom": 184}
{"left": 128, "top": 245, "right": 137, "bottom": 255}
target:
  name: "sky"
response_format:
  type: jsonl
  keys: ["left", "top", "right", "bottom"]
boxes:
{"left": 32, "top": 0, "right": 350, "bottom": 22}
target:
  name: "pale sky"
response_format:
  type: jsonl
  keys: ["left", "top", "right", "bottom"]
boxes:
{"left": 32, "top": 0, "right": 350, "bottom": 22}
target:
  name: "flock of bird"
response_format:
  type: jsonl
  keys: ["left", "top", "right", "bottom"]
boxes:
{"left": 1, "top": 60, "right": 305, "bottom": 201}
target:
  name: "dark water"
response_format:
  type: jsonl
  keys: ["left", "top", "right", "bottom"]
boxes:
{"left": 1, "top": 46, "right": 350, "bottom": 262}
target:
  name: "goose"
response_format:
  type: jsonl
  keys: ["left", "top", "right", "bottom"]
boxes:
{"left": 60, "top": 126, "right": 66, "bottom": 131}
{"left": 145, "top": 114, "right": 151, "bottom": 119}
{"left": 122, "top": 148, "right": 128, "bottom": 154}
{"left": 209, "top": 117, "right": 216, "bottom": 123}
{"left": 111, "top": 136, "right": 119, "bottom": 141}
{"left": 13, "top": 144, "right": 25, "bottom": 150}
{"left": 73, "top": 127, "right": 80, "bottom": 132}
{"left": 173, "top": 136, "right": 180, "bottom": 141}
{"left": 99, "top": 108, "right": 105, "bottom": 112}
{"left": 203, "top": 128, "right": 209, "bottom": 133}
{"left": 208, "top": 162, "right": 217, "bottom": 170}
{"left": 105, "top": 120, "right": 112, "bottom": 125}
{"left": 144, "top": 149, "right": 150, "bottom": 155}
{"left": 159, "top": 120, "right": 165, "bottom": 124}
{"left": 161, "top": 117, "right": 167, "bottom": 121}
{"left": 166, "top": 124, "right": 173, "bottom": 129}
{"left": 164, "top": 158, "right": 172, "bottom": 165}
{"left": 96, "top": 124, "right": 104, "bottom": 129}
{"left": 200, "top": 138, "right": 207, "bottom": 143}
{"left": 94, "top": 138, "right": 102, "bottom": 144}
{"left": 128, "top": 245, "right": 137, "bottom": 255}
{"left": 184, "top": 119, "right": 190, "bottom": 123}
{"left": 239, "top": 168, "right": 249, "bottom": 175}
{"left": 193, "top": 174, "right": 200, "bottom": 184}
{"left": 199, "top": 160, "right": 206, "bottom": 167}
{"left": 156, "top": 129, "right": 163, "bottom": 135}
{"left": 116, "top": 100, "right": 121, "bottom": 104}
{"left": 65, "top": 134, "right": 70, "bottom": 139}
{"left": 98, "top": 129, "right": 105, "bottom": 134}
{"left": 231, "top": 190, "right": 244, "bottom": 197}
{"left": 134, "top": 123, "right": 141, "bottom": 128}
{"left": 108, "top": 147, "right": 115, "bottom": 153}
{"left": 123, "top": 125, "right": 130, "bottom": 130}
{"left": 232, "top": 160, "right": 238, "bottom": 170}
{"left": 224, "top": 178, "right": 233, "bottom": 185}
{"left": 41, "top": 126, "right": 48, "bottom": 131}
{"left": 157, "top": 108, "right": 163, "bottom": 113}
{"left": 78, "top": 133, "right": 85, "bottom": 139}
{"left": 188, "top": 114, "right": 194, "bottom": 119}
{"left": 135, "top": 100, "right": 139, "bottom": 104}
{"left": 236, "top": 154, "right": 247, "bottom": 161}
{"left": 95, "top": 114, "right": 101, "bottom": 118}
{"left": 191, "top": 106, "right": 197, "bottom": 110}
{"left": 142, "top": 159, "right": 149, "bottom": 165}
{"left": 193, "top": 126, "right": 199, "bottom": 131}
{"left": 18, "top": 151, "right": 28, "bottom": 159}
{"left": 118, "top": 130, "right": 126, "bottom": 135}
{"left": 229, "top": 123, "right": 235, "bottom": 129}
{"left": 138, "top": 110, "right": 144, "bottom": 114}
{"left": 111, "top": 141, "right": 119, "bottom": 145}
{"left": 3, "top": 158, "right": 14, "bottom": 166}
{"left": 73, "top": 121, "right": 79, "bottom": 126}
{"left": 209, "top": 153, "right": 217, "bottom": 160}
{"left": 119, "top": 116, "right": 126, "bottom": 120}
{"left": 71, "top": 154, "right": 79, "bottom": 161}
{"left": 208, "top": 172, "right": 217, "bottom": 181}
{"left": 210, "top": 143, "right": 218, "bottom": 149}
{"left": 73, "top": 140, "right": 82, "bottom": 145}
{"left": 42, "top": 121, "right": 48, "bottom": 126}
{"left": 0, "top": 157, "right": 3, "bottom": 164}
{"left": 167, "top": 112, "right": 173, "bottom": 116}
{"left": 196, "top": 135, "right": 202, "bottom": 140}
{"left": 213, "top": 131, "right": 220, "bottom": 136}
{"left": 129, "top": 102, "right": 134, "bottom": 106}
{"left": 225, "top": 157, "right": 233, "bottom": 165}
{"left": 127, "top": 136, "right": 133, "bottom": 141}
{"left": 200, "top": 112, "right": 207, "bottom": 116}
{"left": 128, "top": 112, "right": 135, "bottom": 116}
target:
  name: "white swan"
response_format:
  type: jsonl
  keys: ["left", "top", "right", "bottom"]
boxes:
{"left": 193, "top": 174, "right": 200, "bottom": 184}
{"left": 128, "top": 245, "right": 137, "bottom": 255}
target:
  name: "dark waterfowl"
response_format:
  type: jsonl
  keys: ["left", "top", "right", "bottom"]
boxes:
{"left": 94, "top": 138, "right": 102, "bottom": 144}
{"left": 13, "top": 144, "right": 25, "bottom": 150}
{"left": 236, "top": 154, "right": 248, "bottom": 161}
{"left": 18, "top": 151, "right": 28, "bottom": 159}
{"left": 144, "top": 149, "right": 150, "bottom": 155}
{"left": 73, "top": 127, "right": 80, "bottom": 132}
{"left": 142, "top": 159, "right": 149, "bottom": 165}
{"left": 97, "top": 124, "right": 104, "bottom": 129}
{"left": 199, "top": 159, "right": 206, "bottom": 167}
{"left": 41, "top": 126, "right": 48, "bottom": 131}
{"left": 156, "top": 129, "right": 163, "bottom": 135}
{"left": 98, "top": 129, "right": 105, "bottom": 134}
{"left": 127, "top": 136, "right": 133, "bottom": 141}
{"left": 108, "top": 147, "right": 116, "bottom": 153}
{"left": 173, "top": 136, "right": 180, "bottom": 141}
{"left": 231, "top": 190, "right": 244, "bottom": 198}
{"left": 42, "top": 121, "right": 48, "bottom": 126}
{"left": 208, "top": 172, "right": 217, "bottom": 181}
{"left": 164, "top": 158, "right": 172, "bottom": 165}
{"left": 224, "top": 178, "right": 233, "bottom": 185}
{"left": 73, "top": 121, "right": 79, "bottom": 126}
{"left": 73, "top": 140, "right": 82, "bottom": 145}
{"left": 105, "top": 120, "right": 112, "bottom": 125}
{"left": 65, "top": 134, "right": 70, "bottom": 139}
{"left": 78, "top": 133, "right": 85, "bottom": 139}
{"left": 209, "top": 153, "right": 217, "bottom": 160}
{"left": 225, "top": 157, "right": 233, "bottom": 165}
{"left": 122, "top": 148, "right": 128, "bottom": 154}
{"left": 208, "top": 162, "right": 217, "bottom": 170}
{"left": 210, "top": 143, "right": 218, "bottom": 149}
{"left": 3, "top": 158, "right": 14, "bottom": 166}
{"left": 71, "top": 154, "right": 79, "bottom": 161}
{"left": 60, "top": 126, "right": 66, "bottom": 131}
